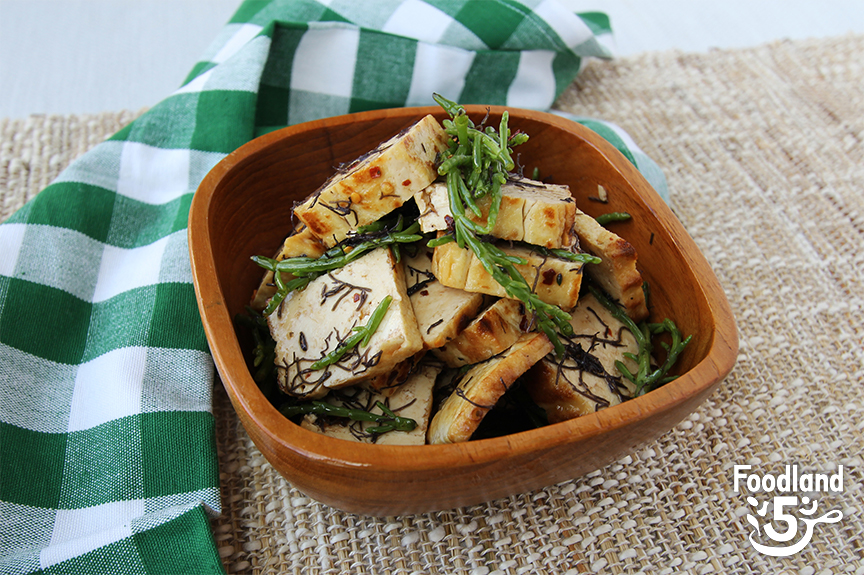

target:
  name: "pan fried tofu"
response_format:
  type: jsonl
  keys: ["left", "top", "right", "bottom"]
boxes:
{"left": 403, "top": 245, "right": 486, "bottom": 349}
{"left": 432, "top": 240, "right": 584, "bottom": 311}
{"left": 294, "top": 115, "right": 450, "bottom": 247}
{"left": 249, "top": 225, "right": 327, "bottom": 312}
{"left": 427, "top": 332, "right": 553, "bottom": 444}
{"left": 268, "top": 247, "right": 423, "bottom": 399}
{"left": 300, "top": 361, "right": 441, "bottom": 445}
{"left": 432, "top": 298, "right": 526, "bottom": 367}
{"left": 524, "top": 292, "right": 638, "bottom": 423}
{"left": 572, "top": 209, "right": 648, "bottom": 321}
{"left": 415, "top": 176, "right": 576, "bottom": 249}
{"left": 364, "top": 351, "right": 426, "bottom": 392}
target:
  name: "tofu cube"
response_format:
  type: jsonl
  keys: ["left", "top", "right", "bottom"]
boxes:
{"left": 268, "top": 247, "right": 423, "bottom": 398}
{"left": 294, "top": 115, "right": 450, "bottom": 247}
{"left": 432, "top": 298, "right": 526, "bottom": 367}
{"left": 524, "top": 292, "right": 638, "bottom": 422}
{"left": 432, "top": 240, "right": 584, "bottom": 311}
{"left": 415, "top": 176, "right": 576, "bottom": 249}
{"left": 572, "top": 209, "right": 647, "bottom": 320}
{"left": 403, "top": 244, "right": 486, "bottom": 349}
{"left": 427, "top": 332, "right": 553, "bottom": 444}
{"left": 249, "top": 225, "right": 327, "bottom": 312}
{"left": 300, "top": 361, "right": 441, "bottom": 445}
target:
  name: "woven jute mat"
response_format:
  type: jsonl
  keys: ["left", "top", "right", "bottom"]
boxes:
{"left": 3, "top": 34, "right": 863, "bottom": 574}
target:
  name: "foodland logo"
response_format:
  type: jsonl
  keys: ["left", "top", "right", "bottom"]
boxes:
{"left": 733, "top": 465, "right": 844, "bottom": 557}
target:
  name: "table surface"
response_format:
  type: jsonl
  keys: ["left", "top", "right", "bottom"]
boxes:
{"left": 2, "top": 0, "right": 863, "bottom": 118}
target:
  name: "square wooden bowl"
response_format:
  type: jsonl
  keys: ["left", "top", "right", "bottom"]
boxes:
{"left": 188, "top": 106, "right": 738, "bottom": 516}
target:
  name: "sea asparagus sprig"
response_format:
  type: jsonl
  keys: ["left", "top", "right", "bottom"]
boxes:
{"left": 530, "top": 244, "right": 602, "bottom": 265}
{"left": 586, "top": 284, "right": 692, "bottom": 396}
{"left": 308, "top": 296, "right": 392, "bottom": 371}
{"left": 455, "top": 218, "right": 573, "bottom": 355}
{"left": 253, "top": 218, "right": 422, "bottom": 316}
{"left": 279, "top": 400, "right": 416, "bottom": 434}
{"left": 595, "top": 212, "right": 632, "bottom": 225}
{"left": 432, "top": 93, "right": 575, "bottom": 356}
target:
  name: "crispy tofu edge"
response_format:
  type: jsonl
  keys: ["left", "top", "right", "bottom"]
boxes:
{"left": 427, "top": 332, "right": 553, "bottom": 444}
{"left": 432, "top": 298, "right": 526, "bottom": 367}
{"left": 249, "top": 226, "right": 327, "bottom": 312}
{"left": 416, "top": 177, "right": 577, "bottom": 249}
{"left": 403, "top": 244, "right": 486, "bottom": 349}
{"left": 300, "top": 361, "right": 441, "bottom": 445}
{"left": 433, "top": 241, "right": 584, "bottom": 311}
{"left": 269, "top": 248, "right": 424, "bottom": 399}
{"left": 573, "top": 209, "right": 648, "bottom": 321}
{"left": 294, "top": 115, "right": 450, "bottom": 247}
{"left": 524, "top": 293, "right": 639, "bottom": 424}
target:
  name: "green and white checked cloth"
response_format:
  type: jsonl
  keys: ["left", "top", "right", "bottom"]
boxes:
{"left": 0, "top": 1, "right": 667, "bottom": 573}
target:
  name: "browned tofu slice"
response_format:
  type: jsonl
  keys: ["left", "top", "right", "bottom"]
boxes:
{"left": 300, "top": 361, "right": 441, "bottom": 445}
{"left": 524, "top": 292, "right": 638, "bottom": 423}
{"left": 363, "top": 351, "right": 426, "bottom": 392}
{"left": 268, "top": 247, "right": 423, "bottom": 399}
{"left": 432, "top": 298, "right": 526, "bottom": 367}
{"left": 572, "top": 209, "right": 647, "bottom": 321}
{"left": 427, "top": 332, "right": 553, "bottom": 444}
{"left": 432, "top": 240, "right": 584, "bottom": 311}
{"left": 403, "top": 245, "right": 486, "bottom": 349}
{"left": 415, "top": 176, "right": 576, "bottom": 249}
{"left": 249, "top": 225, "right": 327, "bottom": 312}
{"left": 293, "top": 115, "right": 450, "bottom": 247}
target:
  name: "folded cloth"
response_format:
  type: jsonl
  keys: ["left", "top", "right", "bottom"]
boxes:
{"left": 0, "top": 2, "right": 664, "bottom": 574}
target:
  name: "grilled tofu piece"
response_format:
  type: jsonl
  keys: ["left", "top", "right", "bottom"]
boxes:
{"left": 300, "top": 361, "right": 441, "bottom": 445}
{"left": 432, "top": 240, "right": 584, "bottom": 311}
{"left": 268, "top": 247, "right": 423, "bottom": 399}
{"left": 572, "top": 209, "right": 648, "bottom": 321}
{"left": 403, "top": 244, "right": 486, "bottom": 349}
{"left": 415, "top": 176, "right": 577, "bottom": 249}
{"left": 249, "top": 225, "right": 327, "bottom": 312}
{"left": 294, "top": 115, "right": 450, "bottom": 247}
{"left": 427, "top": 332, "right": 553, "bottom": 444}
{"left": 524, "top": 292, "right": 638, "bottom": 423}
{"left": 364, "top": 350, "right": 426, "bottom": 392}
{"left": 432, "top": 298, "right": 526, "bottom": 367}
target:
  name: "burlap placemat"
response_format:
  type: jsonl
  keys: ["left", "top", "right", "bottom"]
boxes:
{"left": 3, "top": 33, "right": 862, "bottom": 573}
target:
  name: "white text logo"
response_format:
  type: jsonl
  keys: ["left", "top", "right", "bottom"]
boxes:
{"left": 733, "top": 465, "right": 844, "bottom": 557}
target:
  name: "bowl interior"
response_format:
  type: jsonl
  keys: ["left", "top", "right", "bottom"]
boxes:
{"left": 189, "top": 105, "right": 737, "bottom": 514}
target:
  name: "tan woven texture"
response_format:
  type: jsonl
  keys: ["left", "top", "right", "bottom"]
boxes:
{"left": 3, "top": 34, "right": 863, "bottom": 574}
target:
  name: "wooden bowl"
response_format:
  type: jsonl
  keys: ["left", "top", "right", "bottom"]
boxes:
{"left": 189, "top": 106, "right": 737, "bottom": 516}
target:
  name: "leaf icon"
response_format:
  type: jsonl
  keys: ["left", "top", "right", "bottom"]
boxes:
{"left": 746, "top": 514, "right": 761, "bottom": 535}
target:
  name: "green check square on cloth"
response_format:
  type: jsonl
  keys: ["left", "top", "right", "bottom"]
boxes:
{"left": 0, "top": 1, "right": 667, "bottom": 573}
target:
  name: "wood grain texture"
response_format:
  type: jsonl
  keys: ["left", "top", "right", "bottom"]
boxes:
{"left": 188, "top": 106, "right": 738, "bottom": 515}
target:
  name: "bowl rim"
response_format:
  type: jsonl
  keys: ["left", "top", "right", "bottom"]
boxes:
{"left": 189, "top": 105, "right": 738, "bottom": 472}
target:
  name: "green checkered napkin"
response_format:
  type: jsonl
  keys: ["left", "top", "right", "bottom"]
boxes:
{"left": 0, "top": 1, "right": 666, "bottom": 573}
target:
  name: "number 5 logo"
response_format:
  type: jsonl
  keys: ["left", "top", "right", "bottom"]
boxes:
{"left": 746, "top": 495, "right": 843, "bottom": 557}
{"left": 763, "top": 496, "right": 798, "bottom": 543}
